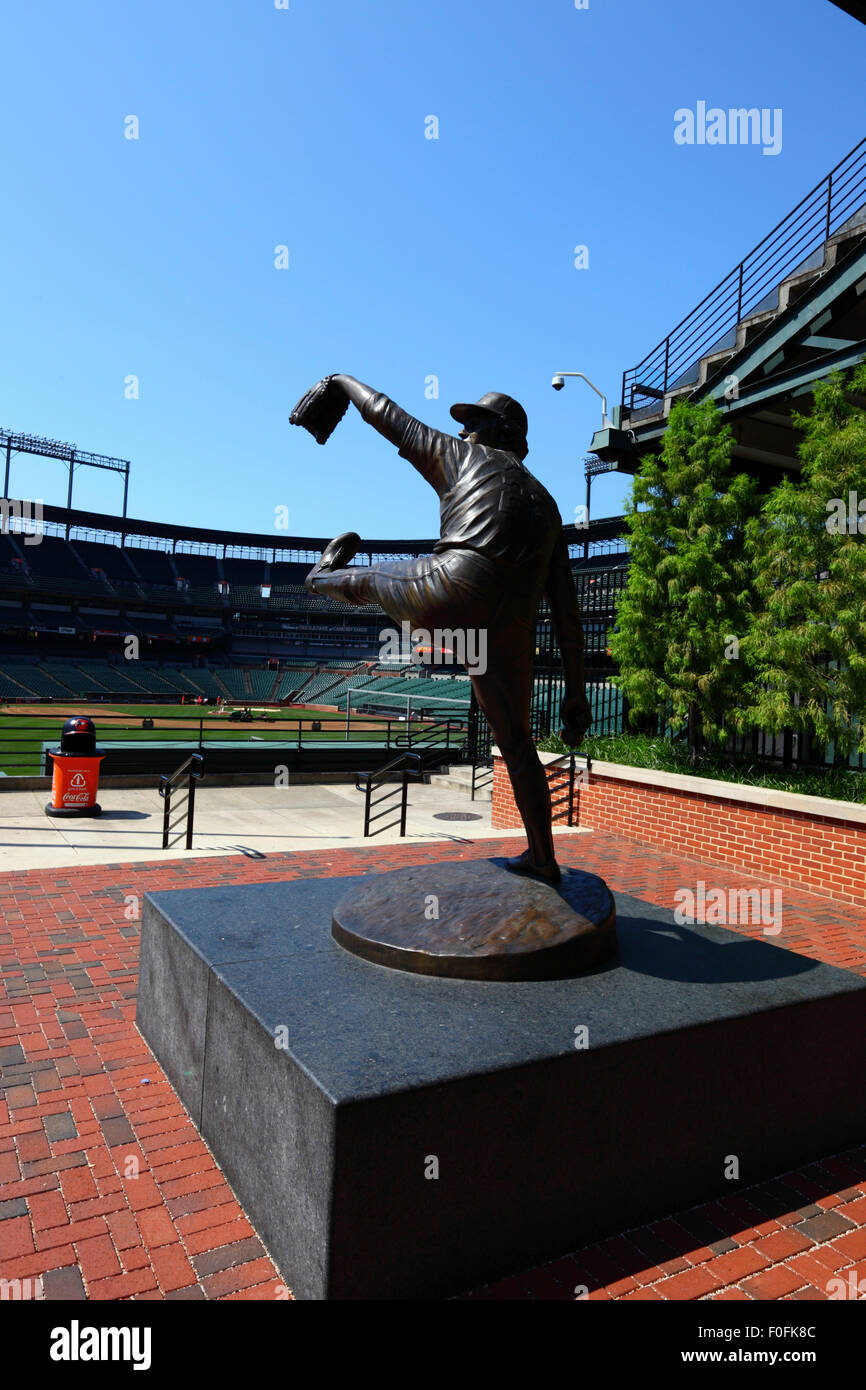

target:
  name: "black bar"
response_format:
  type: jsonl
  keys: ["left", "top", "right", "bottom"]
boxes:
{"left": 186, "top": 767, "right": 196, "bottom": 850}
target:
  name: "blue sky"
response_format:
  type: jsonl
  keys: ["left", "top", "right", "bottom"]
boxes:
{"left": 0, "top": 0, "right": 862, "bottom": 542}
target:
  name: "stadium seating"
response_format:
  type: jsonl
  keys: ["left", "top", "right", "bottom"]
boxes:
{"left": 0, "top": 506, "right": 620, "bottom": 740}
{"left": 223, "top": 584, "right": 265, "bottom": 606}
{"left": 0, "top": 657, "right": 319, "bottom": 703}
{"left": 326, "top": 675, "right": 379, "bottom": 706}
{"left": 0, "top": 664, "right": 72, "bottom": 697}
{"left": 291, "top": 670, "right": 350, "bottom": 702}
{"left": 0, "top": 668, "right": 33, "bottom": 697}
{"left": 219, "top": 669, "right": 249, "bottom": 699}
{"left": 73, "top": 541, "right": 139, "bottom": 585}
{"left": 269, "top": 562, "right": 310, "bottom": 587}
{"left": 273, "top": 667, "right": 315, "bottom": 700}
{"left": 176, "top": 669, "right": 229, "bottom": 699}
{"left": 71, "top": 662, "right": 150, "bottom": 694}
{"left": 289, "top": 669, "right": 333, "bottom": 700}
{"left": 19, "top": 536, "right": 87, "bottom": 580}
{"left": 124, "top": 547, "right": 175, "bottom": 585}
{"left": 117, "top": 667, "right": 183, "bottom": 694}
{"left": 0, "top": 534, "right": 27, "bottom": 578}
{"left": 173, "top": 553, "right": 220, "bottom": 586}
{"left": 37, "top": 663, "right": 109, "bottom": 694}
{"left": 152, "top": 668, "right": 192, "bottom": 693}
{"left": 222, "top": 556, "right": 268, "bottom": 585}
{"left": 248, "top": 668, "right": 277, "bottom": 700}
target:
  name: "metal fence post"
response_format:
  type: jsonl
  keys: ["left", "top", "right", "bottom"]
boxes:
{"left": 186, "top": 766, "right": 196, "bottom": 850}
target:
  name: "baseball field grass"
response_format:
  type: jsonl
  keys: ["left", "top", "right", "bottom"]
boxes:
{"left": 0, "top": 703, "right": 402, "bottom": 776}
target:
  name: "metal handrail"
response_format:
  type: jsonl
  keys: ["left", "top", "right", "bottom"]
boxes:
{"left": 355, "top": 751, "right": 422, "bottom": 837}
{"left": 396, "top": 718, "right": 455, "bottom": 751}
{"left": 159, "top": 751, "right": 204, "bottom": 849}
{"left": 547, "top": 752, "right": 591, "bottom": 827}
{"left": 470, "top": 758, "right": 493, "bottom": 801}
{"left": 622, "top": 136, "right": 866, "bottom": 409}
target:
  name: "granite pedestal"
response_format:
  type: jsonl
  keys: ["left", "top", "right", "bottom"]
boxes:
{"left": 136, "top": 866, "right": 866, "bottom": 1300}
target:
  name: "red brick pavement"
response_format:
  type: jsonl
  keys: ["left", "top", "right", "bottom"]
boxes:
{"left": 1, "top": 830, "right": 865, "bottom": 1301}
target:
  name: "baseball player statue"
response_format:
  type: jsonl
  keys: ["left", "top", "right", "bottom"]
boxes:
{"left": 290, "top": 374, "right": 592, "bottom": 886}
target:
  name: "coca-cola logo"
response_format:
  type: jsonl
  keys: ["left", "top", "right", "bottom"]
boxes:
{"left": 62, "top": 792, "right": 91, "bottom": 804}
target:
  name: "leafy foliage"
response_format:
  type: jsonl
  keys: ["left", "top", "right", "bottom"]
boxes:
{"left": 607, "top": 398, "right": 758, "bottom": 757}
{"left": 740, "top": 366, "right": 866, "bottom": 755}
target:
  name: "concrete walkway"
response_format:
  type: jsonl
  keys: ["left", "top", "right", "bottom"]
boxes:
{"left": 0, "top": 783, "right": 587, "bottom": 872}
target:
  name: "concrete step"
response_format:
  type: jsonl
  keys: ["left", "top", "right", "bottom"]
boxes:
{"left": 425, "top": 764, "right": 492, "bottom": 800}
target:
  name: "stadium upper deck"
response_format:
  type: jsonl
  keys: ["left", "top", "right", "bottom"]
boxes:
{"left": 0, "top": 497, "right": 628, "bottom": 666}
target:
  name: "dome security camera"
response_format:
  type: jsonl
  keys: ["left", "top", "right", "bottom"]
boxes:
{"left": 551, "top": 375, "right": 565, "bottom": 390}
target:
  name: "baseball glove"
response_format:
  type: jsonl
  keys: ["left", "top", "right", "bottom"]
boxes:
{"left": 289, "top": 376, "right": 350, "bottom": 445}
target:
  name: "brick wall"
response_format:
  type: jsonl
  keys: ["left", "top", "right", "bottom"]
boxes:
{"left": 491, "top": 756, "right": 866, "bottom": 908}
{"left": 491, "top": 755, "right": 579, "bottom": 831}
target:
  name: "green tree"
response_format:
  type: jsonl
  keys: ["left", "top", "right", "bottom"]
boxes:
{"left": 740, "top": 366, "right": 866, "bottom": 757}
{"left": 609, "top": 398, "right": 758, "bottom": 760}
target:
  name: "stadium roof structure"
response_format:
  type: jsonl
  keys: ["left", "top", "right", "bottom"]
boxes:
{"left": 593, "top": 136, "right": 866, "bottom": 487}
{"left": 19, "top": 500, "right": 624, "bottom": 561}
{"left": 828, "top": 1, "right": 866, "bottom": 23}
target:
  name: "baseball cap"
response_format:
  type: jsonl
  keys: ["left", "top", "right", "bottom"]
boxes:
{"left": 450, "top": 392, "right": 528, "bottom": 438}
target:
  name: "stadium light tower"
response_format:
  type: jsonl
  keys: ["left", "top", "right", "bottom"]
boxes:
{"left": 550, "top": 371, "right": 617, "bottom": 559}
{"left": 0, "top": 429, "right": 131, "bottom": 541}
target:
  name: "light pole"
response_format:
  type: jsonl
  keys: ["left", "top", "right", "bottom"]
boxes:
{"left": 551, "top": 372, "right": 612, "bottom": 427}
{"left": 551, "top": 372, "right": 616, "bottom": 559}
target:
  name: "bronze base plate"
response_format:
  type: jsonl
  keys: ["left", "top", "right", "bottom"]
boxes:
{"left": 331, "top": 857, "right": 617, "bottom": 980}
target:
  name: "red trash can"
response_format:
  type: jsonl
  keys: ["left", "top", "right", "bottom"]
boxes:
{"left": 45, "top": 717, "right": 105, "bottom": 818}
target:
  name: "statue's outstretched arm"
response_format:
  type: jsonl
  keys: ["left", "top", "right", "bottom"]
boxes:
{"left": 330, "top": 375, "right": 377, "bottom": 416}
{"left": 331, "top": 375, "right": 460, "bottom": 496}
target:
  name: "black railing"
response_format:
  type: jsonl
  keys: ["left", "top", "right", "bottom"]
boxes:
{"left": 159, "top": 752, "right": 204, "bottom": 849}
{"left": 623, "top": 136, "right": 866, "bottom": 410}
{"left": 470, "top": 758, "right": 493, "bottom": 801}
{"left": 0, "top": 709, "right": 462, "bottom": 778}
{"left": 355, "top": 751, "right": 422, "bottom": 838}
{"left": 397, "top": 719, "right": 457, "bottom": 751}
{"left": 547, "top": 753, "right": 590, "bottom": 827}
